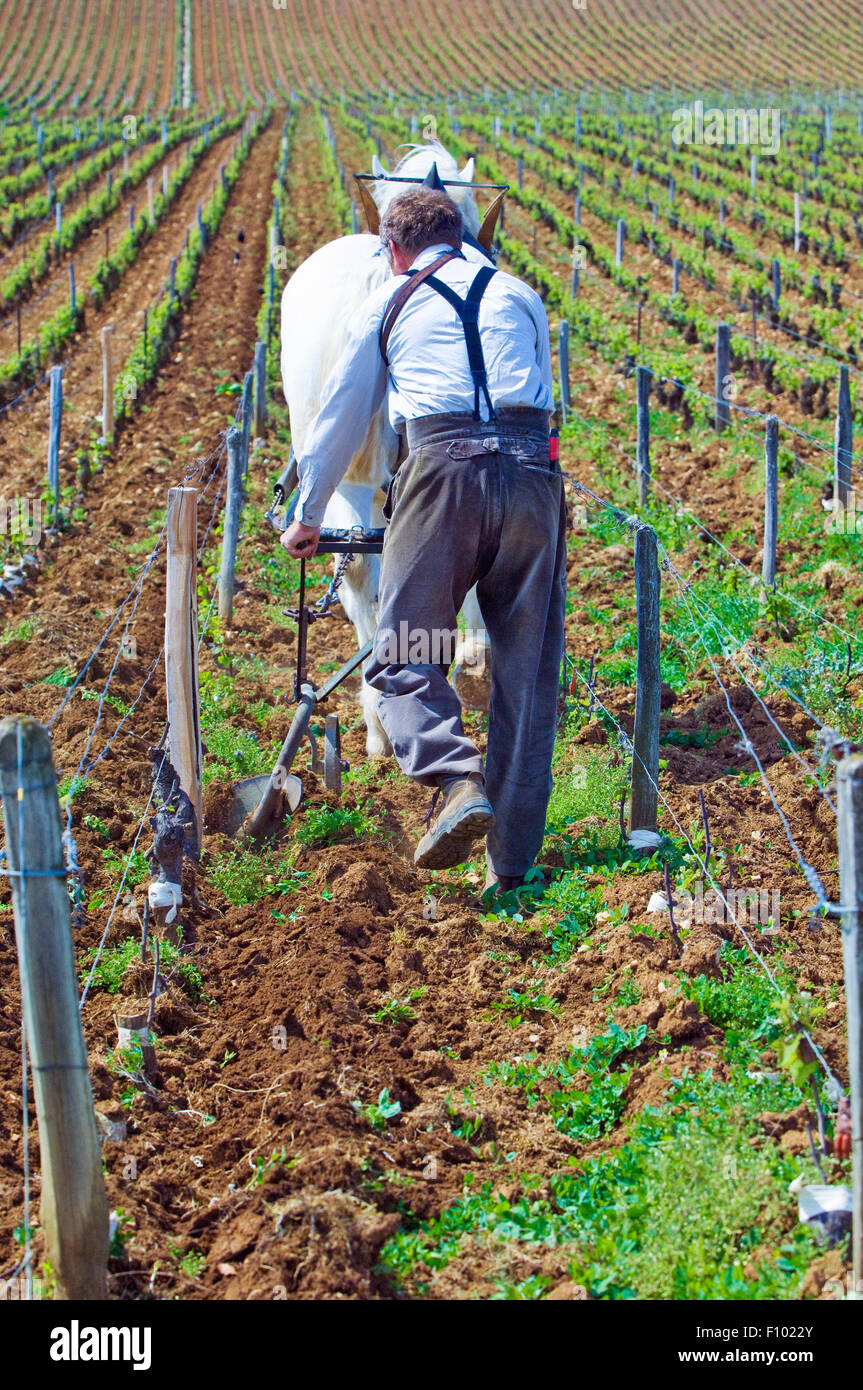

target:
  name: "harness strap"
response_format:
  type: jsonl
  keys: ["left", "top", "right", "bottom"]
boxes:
{"left": 379, "top": 249, "right": 462, "bottom": 362}
{"left": 424, "top": 266, "right": 497, "bottom": 420}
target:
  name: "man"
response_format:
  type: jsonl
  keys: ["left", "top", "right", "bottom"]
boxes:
{"left": 281, "top": 187, "right": 567, "bottom": 892}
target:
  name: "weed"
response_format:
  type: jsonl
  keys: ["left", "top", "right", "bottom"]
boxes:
{"left": 353, "top": 1088, "right": 402, "bottom": 1133}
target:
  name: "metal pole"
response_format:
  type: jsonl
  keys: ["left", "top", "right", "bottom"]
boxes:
{"left": 101, "top": 325, "right": 114, "bottom": 444}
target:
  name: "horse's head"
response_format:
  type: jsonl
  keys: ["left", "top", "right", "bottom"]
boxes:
{"left": 355, "top": 141, "right": 505, "bottom": 260}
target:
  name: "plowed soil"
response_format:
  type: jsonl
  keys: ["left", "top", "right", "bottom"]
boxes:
{"left": 0, "top": 101, "right": 854, "bottom": 1301}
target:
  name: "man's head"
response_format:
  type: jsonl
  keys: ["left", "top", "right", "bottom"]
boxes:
{"left": 380, "top": 188, "right": 463, "bottom": 273}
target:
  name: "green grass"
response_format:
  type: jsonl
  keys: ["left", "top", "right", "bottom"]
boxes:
{"left": 79, "top": 932, "right": 204, "bottom": 999}
{"left": 204, "top": 846, "right": 307, "bottom": 907}
{"left": 294, "top": 802, "right": 378, "bottom": 846}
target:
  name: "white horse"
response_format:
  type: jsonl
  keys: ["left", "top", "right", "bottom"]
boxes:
{"left": 280, "top": 142, "right": 503, "bottom": 755}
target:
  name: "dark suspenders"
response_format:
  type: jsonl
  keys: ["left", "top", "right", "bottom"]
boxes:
{"left": 379, "top": 253, "right": 499, "bottom": 421}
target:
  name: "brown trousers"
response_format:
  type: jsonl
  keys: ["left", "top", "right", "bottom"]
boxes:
{"left": 364, "top": 408, "right": 567, "bottom": 878}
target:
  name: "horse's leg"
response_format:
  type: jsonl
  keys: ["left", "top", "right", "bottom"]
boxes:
{"left": 453, "top": 584, "right": 492, "bottom": 711}
{"left": 322, "top": 484, "right": 392, "bottom": 757}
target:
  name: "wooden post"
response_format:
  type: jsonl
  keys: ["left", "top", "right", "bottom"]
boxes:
{"left": 636, "top": 365, "right": 650, "bottom": 506}
{"left": 668, "top": 174, "right": 675, "bottom": 203}
{"left": 100, "top": 325, "right": 114, "bottom": 444}
{"left": 719, "top": 197, "right": 725, "bottom": 230}
{"left": 128, "top": 201, "right": 135, "bottom": 231}
{"left": 68, "top": 262, "right": 75, "bottom": 314}
{"left": 47, "top": 365, "right": 63, "bottom": 526}
{"left": 794, "top": 192, "right": 801, "bottom": 253}
{"left": 672, "top": 259, "right": 680, "bottom": 295}
{"left": 105, "top": 226, "right": 109, "bottom": 258}
{"left": 218, "top": 429, "right": 243, "bottom": 624}
{"left": 162, "top": 162, "right": 169, "bottom": 197}
{"left": 164, "top": 487, "right": 203, "bottom": 857}
{"left": 240, "top": 368, "right": 253, "bottom": 477}
{"left": 169, "top": 256, "right": 177, "bottom": 306}
{"left": 771, "top": 258, "right": 781, "bottom": 311}
{"left": 574, "top": 194, "right": 581, "bottom": 225}
{"left": 143, "top": 307, "right": 148, "bottom": 358}
{"left": 55, "top": 202, "right": 62, "bottom": 236}
{"left": 835, "top": 364, "right": 853, "bottom": 511}
{"left": 147, "top": 176, "right": 155, "bottom": 224}
{"left": 629, "top": 526, "right": 661, "bottom": 833}
{"left": 715, "top": 322, "right": 731, "bottom": 432}
{"left": 762, "top": 414, "right": 779, "bottom": 590}
{"left": 16, "top": 302, "right": 21, "bottom": 355}
{"left": 615, "top": 218, "right": 625, "bottom": 267}
{"left": 636, "top": 301, "right": 643, "bottom": 345}
{"left": 837, "top": 753, "right": 863, "bottom": 1297}
{"left": 0, "top": 717, "right": 109, "bottom": 1300}
{"left": 750, "top": 152, "right": 757, "bottom": 192}
{"left": 559, "top": 320, "right": 570, "bottom": 414}
{"left": 253, "top": 339, "right": 266, "bottom": 438}
{"left": 517, "top": 155, "right": 523, "bottom": 188}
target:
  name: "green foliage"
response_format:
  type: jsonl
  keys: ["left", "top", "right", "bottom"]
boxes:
{"left": 371, "top": 988, "right": 427, "bottom": 1025}
{"left": 353, "top": 1088, "right": 402, "bottom": 1133}
{"left": 294, "top": 802, "right": 377, "bottom": 846}
{"left": 204, "top": 846, "right": 304, "bottom": 906}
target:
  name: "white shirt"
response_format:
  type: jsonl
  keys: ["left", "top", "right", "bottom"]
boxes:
{"left": 294, "top": 242, "right": 554, "bottom": 526}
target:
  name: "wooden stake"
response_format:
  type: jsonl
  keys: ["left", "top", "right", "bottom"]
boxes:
{"left": 762, "top": 414, "right": 779, "bottom": 590}
{"left": 240, "top": 369, "right": 253, "bottom": 477}
{"left": 672, "top": 259, "right": 680, "bottom": 294}
{"left": 835, "top": 364, "right": 853, "bottom": 510}
{"left": 615, "top": 218, "right": 625, "bottom": 267}
{"left": 164, "top": 487, "right": 203, "bottom": 858}
{"left": 253, "top": 339, "right": 266, "bottom": 438}
{"left": 47, "top": 365, "right": 63, "bottom": 526}
{"left": 794, "top": 192, "right": 801, "bottom": 253}
{"left": 100, "top": 324, "right": 114, "bottom": 444}
{"left": 16, "top": 301, "right": 21, "bottom": 355}
{"left": 68, "top": 262, "right": 75, "bottom": 314}
{"left": 837, "top": 752, "right": 863, "bottom": 1297}
{"left": 636, "top": 365, "right": 650, "bottom": 505}
{"left": 559, "top": 320, "right": 570, "bottom": 414}
{"left": 147, "top": 176, "right": 155, "bottom": 225}
{"left": 629, "top": 526, "right": 661, "bottom": 833}
{"left": 715, "top": 322, "right": 731, "bottom": 432}
{"left": 0, "top": 717, "right": 109, "bottom": 1299}
{"left": 218, "top": 429, "right": 243, "bottom": 625}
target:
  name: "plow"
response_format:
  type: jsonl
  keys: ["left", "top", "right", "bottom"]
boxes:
{"left": 224, "top": 450, "right": 385, "bottom": 841}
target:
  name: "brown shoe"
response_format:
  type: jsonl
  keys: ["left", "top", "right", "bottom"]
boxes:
{"left": 414, "top": 774, "right": 495, "bottom": 870}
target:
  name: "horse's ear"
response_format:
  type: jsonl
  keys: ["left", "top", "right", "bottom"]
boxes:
{"left": 372, "top": 153, "right": 389, "bottom": 177}
{"left": 460, "top": 157, "right": 475, "bottom": 183}
{"left": 478, "top": 189, "right": 506, "bottom": 252}
{"left": 356, "top": 180, "right": 381, "bottom": 234}
{"left": 423, "top": 162, "right": 446, "bottom": 192}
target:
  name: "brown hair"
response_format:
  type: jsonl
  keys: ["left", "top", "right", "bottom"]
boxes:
{"left": 379, "top": 188, "right": 463, "bottom": 258}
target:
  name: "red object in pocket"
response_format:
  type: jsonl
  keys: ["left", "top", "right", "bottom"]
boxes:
{"left": 549, "top": 428, "right": 560, "bottom": 463}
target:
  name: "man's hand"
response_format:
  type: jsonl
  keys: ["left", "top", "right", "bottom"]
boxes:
{"left": 281, "top": 520, "right": 321, "bottom": 558}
